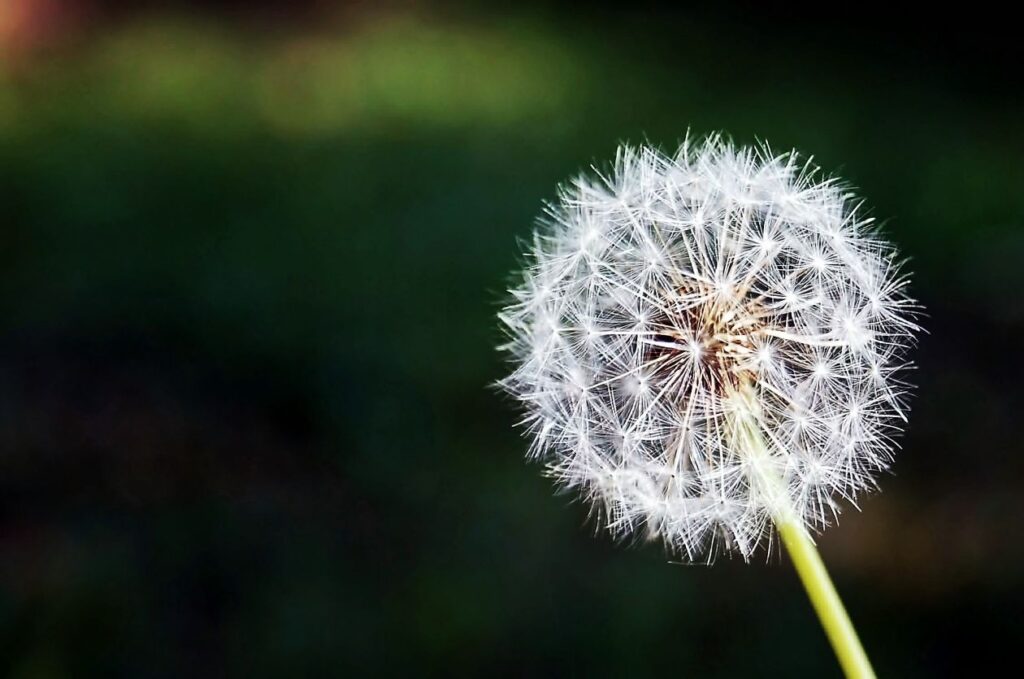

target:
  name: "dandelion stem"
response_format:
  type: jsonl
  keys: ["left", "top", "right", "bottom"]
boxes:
{"left": 776, "top": 516, "right": 876, "bottom": 679}
{"left": 729, "top": 383, "right": 875, "bottom": 679}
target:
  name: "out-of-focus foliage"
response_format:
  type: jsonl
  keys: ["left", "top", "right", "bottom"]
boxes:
{"left": 1, "top": 4, "right": 1022, "bottom": 677}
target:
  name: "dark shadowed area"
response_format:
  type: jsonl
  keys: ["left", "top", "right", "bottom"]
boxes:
{"left": 1, "top": 2, "right": 1022, "bottom": 677}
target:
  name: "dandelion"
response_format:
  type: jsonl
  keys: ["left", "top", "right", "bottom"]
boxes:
{"left": 498, "top": 135, "right": 919, "bottom": 678}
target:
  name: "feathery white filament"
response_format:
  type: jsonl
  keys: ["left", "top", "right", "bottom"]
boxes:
{"left": 499, "top": 136, "right": 919, "bottom": 561}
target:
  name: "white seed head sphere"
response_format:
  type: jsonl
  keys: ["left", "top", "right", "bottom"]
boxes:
{"left": 499, "top": 137, "right": 919, "bottom": 561}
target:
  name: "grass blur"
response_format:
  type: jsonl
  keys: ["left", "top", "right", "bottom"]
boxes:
{"left": 1, "top": 3, "right": 1023, "bottom": 677}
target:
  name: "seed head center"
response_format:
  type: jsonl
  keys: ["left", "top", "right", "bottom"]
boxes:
{"left": 648, "top": 283, "right": 765, "bottom": 394}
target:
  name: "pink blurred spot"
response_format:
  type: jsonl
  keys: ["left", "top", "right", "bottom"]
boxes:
{"left": 0, "top": 0, "right": 88, "bottom": 57}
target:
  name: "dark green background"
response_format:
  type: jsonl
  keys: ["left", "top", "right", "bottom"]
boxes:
{"left": 1, "top": 3, "right": 1021, "bottom": 676}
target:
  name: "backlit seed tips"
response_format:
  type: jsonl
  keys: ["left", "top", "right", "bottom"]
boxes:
{"left": 499, "top": 136, "right": 920, "bottom": 561}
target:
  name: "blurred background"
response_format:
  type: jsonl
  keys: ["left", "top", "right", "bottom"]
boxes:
{"left": 1, "top": 1, "right": 1022, "bottom": 676}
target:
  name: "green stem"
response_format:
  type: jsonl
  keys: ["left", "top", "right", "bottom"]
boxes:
{"left": 776, "top": 516, "right": 876, "bottom": 679}
{"left": 728, "top": 384, "right": 875, "bottom": 679}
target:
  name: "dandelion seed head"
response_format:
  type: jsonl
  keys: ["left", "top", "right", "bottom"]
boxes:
{"left": 498, "top": 136, "right": 920, "bottom": 561}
